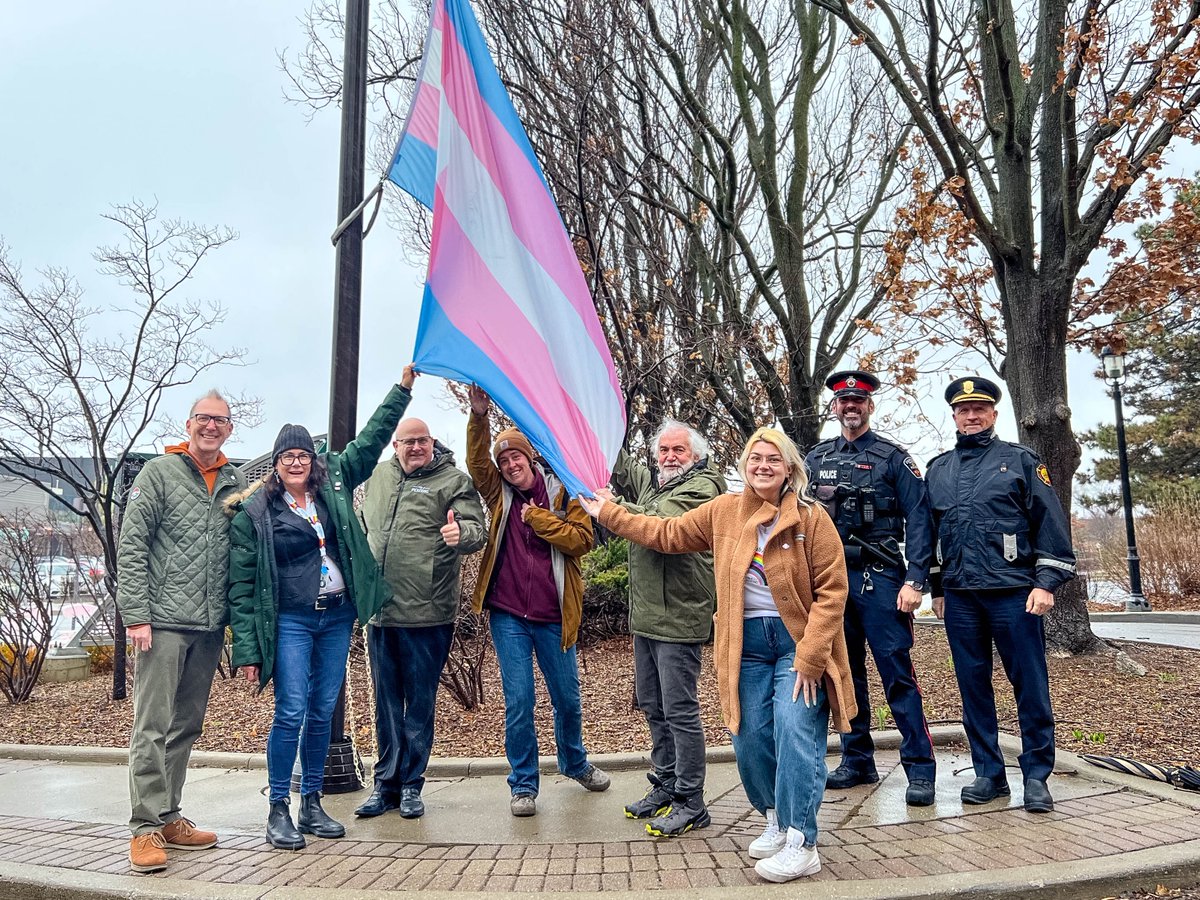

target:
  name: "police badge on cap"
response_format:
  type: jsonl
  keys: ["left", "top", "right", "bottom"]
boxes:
{"left": 826, "top": 370, "right": 880, "bottom": 398}
{"left": 945, "top": 375, "right": 1002, "bottom": 406}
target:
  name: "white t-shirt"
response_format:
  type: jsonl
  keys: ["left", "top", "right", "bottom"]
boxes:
{"left": 743, "top": 515, "right": 780, "bottom": 618}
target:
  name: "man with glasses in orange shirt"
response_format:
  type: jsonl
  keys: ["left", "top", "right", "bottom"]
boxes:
{"left": 117, "top": 390, "right": 247, "bottom": 873}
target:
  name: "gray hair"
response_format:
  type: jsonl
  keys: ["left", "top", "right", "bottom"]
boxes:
{"left": 189, "top": 389, "right": 231, "bottom": 418}
{"left": 653, "top": 418, "right": 709, "bottom": 460}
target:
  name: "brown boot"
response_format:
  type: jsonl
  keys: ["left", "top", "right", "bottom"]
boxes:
{"left": 161, "top": 817, "right": 217, "bottom": 850}
{"left": 129, "top": 831, "right": 167, "bottom": 873}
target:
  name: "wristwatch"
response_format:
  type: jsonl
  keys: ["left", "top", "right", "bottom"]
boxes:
{"left": 904, "top": 579, "right": 926, "bottom": 592}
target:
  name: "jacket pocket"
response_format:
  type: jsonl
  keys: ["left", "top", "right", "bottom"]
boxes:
{"left": 989, "top": 518, "right": 1031, "bottom": 565}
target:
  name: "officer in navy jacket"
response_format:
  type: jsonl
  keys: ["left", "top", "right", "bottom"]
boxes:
{"left": 806, "top": 370, "right": 937, "bottom": 807}
{"left": 926, "top": 376, "right": 1076, "bottom": 814}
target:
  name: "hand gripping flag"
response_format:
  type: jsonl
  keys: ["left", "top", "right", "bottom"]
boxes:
{"left": 387, "top": 0, "right": 625, "bottom": 497}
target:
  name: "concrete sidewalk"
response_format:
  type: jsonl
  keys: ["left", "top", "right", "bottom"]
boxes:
{"left": 2, "top": 728, "right": 1200, "bottom": 899}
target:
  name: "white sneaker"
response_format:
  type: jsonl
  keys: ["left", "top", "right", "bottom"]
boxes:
{"left": 755, "top": 828, "right": 821, "bottom": 883}
{"left": 748, "top": 808, "right": 786, "bottom": 859}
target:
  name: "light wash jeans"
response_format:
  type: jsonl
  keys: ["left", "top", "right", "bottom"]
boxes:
{"left": 489, "top": 609, "right": 590, "bottom": 796}
{"left": 730, "top": 616, "right": 829, "bottom": 847}
{"left": 266, "top": 602, "right": 356, "bottom": 800}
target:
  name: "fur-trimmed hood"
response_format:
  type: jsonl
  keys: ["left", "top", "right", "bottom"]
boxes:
{"left": 223, "top": 476, "right": 269, "bottom": 517}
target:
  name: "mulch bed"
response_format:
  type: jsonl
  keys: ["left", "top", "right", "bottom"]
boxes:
{"left": 2, "top": 624, "right": 1199, "bottom": 771}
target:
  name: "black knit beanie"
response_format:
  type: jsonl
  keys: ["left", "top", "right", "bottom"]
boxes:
{"left": 272, "top": 424, "right": 316, "bottom": 463}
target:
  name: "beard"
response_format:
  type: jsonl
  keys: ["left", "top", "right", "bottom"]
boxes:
{"left": 659, "top": 460, "right": 694, "bottom": 483}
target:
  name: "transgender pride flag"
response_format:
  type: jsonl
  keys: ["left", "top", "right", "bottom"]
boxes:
{"left": 386, "top": 0, "right": 625, "bottom": 497}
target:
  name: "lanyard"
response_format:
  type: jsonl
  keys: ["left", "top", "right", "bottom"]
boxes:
{"left": 284, "top": 490, "right": 329, "bottom": 578}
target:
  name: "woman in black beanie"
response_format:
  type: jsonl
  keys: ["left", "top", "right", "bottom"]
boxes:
{"left": 225, "top": 365, "right": 415, "bottom": 849}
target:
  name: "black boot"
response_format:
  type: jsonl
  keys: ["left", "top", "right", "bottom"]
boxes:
{"left": 266, "top": 799, "right": 306, "bottom": 850}
{"left": 298, "top": 792, "right": 346, "bottom": 838}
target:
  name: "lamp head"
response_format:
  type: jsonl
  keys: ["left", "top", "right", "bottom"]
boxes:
{"left": 1101, "top": 346, "right": 1126, "bottom": 384}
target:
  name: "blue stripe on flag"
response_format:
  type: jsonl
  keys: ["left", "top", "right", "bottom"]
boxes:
{"left": 411, "top": 285, "right": 590, "bottom": 498}
{"left": 388, "top": 137, "right": 437, "bottom": 209}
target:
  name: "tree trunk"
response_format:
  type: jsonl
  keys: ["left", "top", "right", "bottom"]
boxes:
{"left": 1002, "top": 272, "right": 1104, "bottom": 653}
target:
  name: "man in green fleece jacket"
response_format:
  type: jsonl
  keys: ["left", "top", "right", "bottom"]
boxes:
{"left": 354, "top": 418, "right": 486, "bottom": 820}
{"left": 116, "top": 389, "right": 247, "bottom": 874}
{"left": 601, "top": 419, "right": 725, "bottom": 837}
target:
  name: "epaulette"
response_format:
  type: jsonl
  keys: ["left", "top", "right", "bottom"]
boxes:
{"left": 926, "top": 448, "right": 954, "bottom": 468}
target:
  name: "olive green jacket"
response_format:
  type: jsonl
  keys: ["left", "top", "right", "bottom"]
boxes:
{"left": 610, "top": 449, "right": 726, "bottom": 642}
{"left": 358, "top": 445, "right": 486, "bottom": 627}
{"left": 225, "top": 384, "right": 411, "bottom": 688}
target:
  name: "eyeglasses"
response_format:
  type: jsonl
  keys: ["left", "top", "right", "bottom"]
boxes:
{"left": 396, "top": 437, "right": 433, "bottom": 448}
{"left": 192, "top": 413, "right": 232, "bottom": 427}
{"left": 279, "top": 452, "right": 313, "bottom": 466}
{"left": 747, "top": 454, "right": 786, "bottom": 468}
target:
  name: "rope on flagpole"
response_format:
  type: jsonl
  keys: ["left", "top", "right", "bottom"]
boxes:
{"left": 331, "top": 178, "right": 386, "bottom": 246}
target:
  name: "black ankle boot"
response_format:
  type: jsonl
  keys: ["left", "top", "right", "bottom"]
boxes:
{"left": 266, "top": 799, "right": 306, "bottom": 850}
{"left": 298, "top": 792, "right": 346, "bottom": 838}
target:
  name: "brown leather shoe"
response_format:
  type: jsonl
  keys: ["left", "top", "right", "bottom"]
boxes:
{"left": 161, "top": 817, "right": 217, "bottom": 850}
{"left": 129, "top": 831, "right": 168, "bottom": 873}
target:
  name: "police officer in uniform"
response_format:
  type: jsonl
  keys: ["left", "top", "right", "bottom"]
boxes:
{"left": 927, "top": 376, "right": 1076, "bottom": 814}
{"left": 806, "top": 371, "right": 937, "bottom": 807}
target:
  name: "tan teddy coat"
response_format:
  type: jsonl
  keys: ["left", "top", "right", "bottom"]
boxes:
{"left": 600, "top": 489, "right": 855, "bottom": 734}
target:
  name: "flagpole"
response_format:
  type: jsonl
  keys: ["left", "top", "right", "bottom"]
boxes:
{"left": 319, "top": 0, "right": 371, "bottom": 796}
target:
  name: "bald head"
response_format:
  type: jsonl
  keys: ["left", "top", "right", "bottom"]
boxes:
{"left": 393, "top": 418, "right": 435, "bottom": 473}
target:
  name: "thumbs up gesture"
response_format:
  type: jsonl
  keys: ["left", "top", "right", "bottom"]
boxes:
{"left": 440, "top": 508, "right": 461, "bottom": 547}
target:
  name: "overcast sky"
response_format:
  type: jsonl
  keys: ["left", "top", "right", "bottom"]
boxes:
{"left": 0, "top": 2, "right": 1159, "bottom": 482}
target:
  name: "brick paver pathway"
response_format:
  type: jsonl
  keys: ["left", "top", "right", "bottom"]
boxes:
{"left": 2, "top": 767, "right": 1199, "bottom": 892}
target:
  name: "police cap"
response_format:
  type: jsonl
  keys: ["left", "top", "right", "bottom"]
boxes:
{"left": 945, "top": 375, "right": 1002, "bottom": 406}
{"left": 826, "top": 370, "right": 880, "bottom": 398}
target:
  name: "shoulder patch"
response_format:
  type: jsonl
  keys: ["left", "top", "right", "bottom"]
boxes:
{"left": 903, "top": 456, "right": 922, "bottom": 478}
{"left": 1036, "top": 463, "right": 1052, "bottom": 487}
{"left": 128, "top": 486, "right": 141, "bottom": 501}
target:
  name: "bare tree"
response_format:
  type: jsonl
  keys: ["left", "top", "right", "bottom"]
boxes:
{"left": 0, "top": 514, "right": 57, "bottom": 703}
{"left": 0, "top": 201, "right": 258, "bottom": 697}
{"left": 809, "top": 0, "right": 1200, "bottom": 651}
{"left": 283, "top": 0, "right": 928, "bottom": 460}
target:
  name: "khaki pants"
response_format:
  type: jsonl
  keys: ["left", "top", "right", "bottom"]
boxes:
{"left": 128, "top": 627, "right": 224, "bottom": 836}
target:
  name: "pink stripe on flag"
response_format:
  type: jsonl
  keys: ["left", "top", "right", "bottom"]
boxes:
{"left": 438, "top": 13, "right": 619, "bottom": 396}
{"left": 406, "top": 79, "right": 441, "bottom": 148}
{"left": 429, "top": 189, "right": 610, "bottom": 480}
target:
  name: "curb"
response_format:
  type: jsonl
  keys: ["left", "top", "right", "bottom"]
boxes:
{"left": 0, "top": 726, "right": 968, "bottom": 775}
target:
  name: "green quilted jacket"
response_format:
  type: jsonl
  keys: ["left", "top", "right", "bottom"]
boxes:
{"left": 225, "top": 384, "right": 411, "bottom": 688}
{"left": 115, "top": 449, "right": 248, "bottom": 631}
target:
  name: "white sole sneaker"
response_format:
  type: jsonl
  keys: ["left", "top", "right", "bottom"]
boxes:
{"left": 748, "top": 834, "right": 787, "bottom": 860}
{"left": 754, "top": 847, "right": 822, "bottom": 883}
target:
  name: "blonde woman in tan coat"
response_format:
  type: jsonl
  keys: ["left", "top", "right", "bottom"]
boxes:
{"left": 580, "top": 427, "right": 853, "bottom": 884}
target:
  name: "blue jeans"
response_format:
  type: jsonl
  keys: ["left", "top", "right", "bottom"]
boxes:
{"left": 730, "top": 616, "right": 829, "bottom": 847}
{"left": 489, "top": 609, "right": 589, "bottom": 796}
{"left": 267, "top": 602, "right": 357, "bottom": 801}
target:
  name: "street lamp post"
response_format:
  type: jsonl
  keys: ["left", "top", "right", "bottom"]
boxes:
{"left": 1100, "top": 347, "right": 1150, "bottom": 612}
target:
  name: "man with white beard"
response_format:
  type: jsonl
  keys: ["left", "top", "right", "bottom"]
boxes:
{"left": 599, "top": 420, "right": 726, "bottom": 837}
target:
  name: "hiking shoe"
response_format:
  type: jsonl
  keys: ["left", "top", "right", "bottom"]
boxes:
{"left": 161, "top": 817, "right": 217, "bottom": 850}
{"left": 905, "top": 779, "right": 936, "bottom": 807}
{"left": 129, "top": 831, "right": 167, "bottom": 873}
{"left": 572, "top": 764, "right": 611, "bottom": 792}
{"left": 646, "top": 795, "right": 711, "bottom": 837}
{"left": 754, "top": 828, "right": 821, "bottom": 883}
{"left": 624, "top": 773, "right": 675, "bottom": 819}
{"left": 511, "top": 794, "right": 537, "bottom": 817}
{"left": 825, "top": 763, "right": 879, "bottom": 790}
{"left": 748, "top": 808, "right": 786, "bottom": 859}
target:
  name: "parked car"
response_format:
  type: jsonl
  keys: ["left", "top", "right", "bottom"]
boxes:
{"left": 35, "top": 557, "right": 101, "bottom": 599}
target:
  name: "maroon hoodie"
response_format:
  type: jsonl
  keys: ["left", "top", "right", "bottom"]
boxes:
{"left": 486, "top": 469, "right": 560, "bottom": 622}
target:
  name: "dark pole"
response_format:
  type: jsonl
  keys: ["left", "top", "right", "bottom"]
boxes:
{"left": 1111, "top": 380, "right": 1149, "bottom": 612}
{"left": 318, "top": 0, "right": 370, "bottom": 794}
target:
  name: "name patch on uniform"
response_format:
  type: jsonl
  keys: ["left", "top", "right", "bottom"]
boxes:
{"left": 410, "top": 485, "right": 430, "bottom": 494}
{"left": 903, "top": 456, "right": 921, "bottom": 478}
{"left": 855, "top": 463, "right": 873, "bottom": 470}
{"left": 1036, "top": 463, "right": 1052, "bottom": 486}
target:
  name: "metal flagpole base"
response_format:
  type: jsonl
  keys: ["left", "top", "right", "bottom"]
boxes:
{"left": 291, "top": 737, "right": 365, "bottom": 794}
{"left": 1125, "top": 592, "right": 1151, "bottom": 612}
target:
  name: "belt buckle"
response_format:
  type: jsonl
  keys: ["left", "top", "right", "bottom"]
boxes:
{"left": 314, "top": 595, "right": 329, "bottom": 611}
